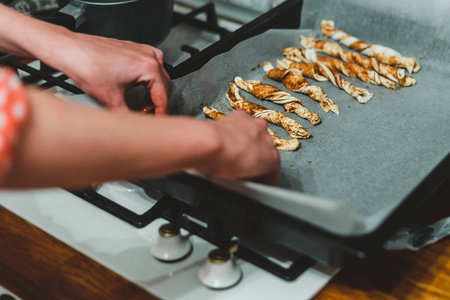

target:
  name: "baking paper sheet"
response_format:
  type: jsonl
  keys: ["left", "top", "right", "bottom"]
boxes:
{"left": 168, "top": 0, "right": 450, "bottom": 236}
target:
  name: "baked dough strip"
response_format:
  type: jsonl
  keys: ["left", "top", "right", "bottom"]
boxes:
{"left": 226, "top": 83, "right": 311, "bottom": 139}
{"left": 283, "top": 47, "right": 397, "bottom": 90}
{"left": 300, "top": 36, "right": 416, "bottom": 87}
{"left": 202, "top": 106, "right": 300, "bottom": 151}
{"left": 321, "top": 20, "right": 420, "bottom": 73}
{"left": 277, "top": 58, "right": 373, "bottom": 104}
{"left": 263, "top": 62, "right": 339, "bottom": 114}
{"left": 234, "top": 76, "right": 322, "bottom": 124}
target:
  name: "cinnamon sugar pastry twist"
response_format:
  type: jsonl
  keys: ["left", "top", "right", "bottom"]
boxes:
{"left": 277, "top": 58, "right": 373, "bottom": 103}
{"left": 234, "top": 76, "right": 322, "bottom": 124}
{"left": 321, "top": 20, "right": 420, "bottom": 73}
{"left": 226, "top": 83, "right": 311, "bottom": 139}
{"left": 263, "top": 62, "right": 339, "bottom": 114}
{"left": 202, "top": 106, "right": 300, "bottom": 151}
{"left": 283, "top": 47, "right": 397, "bottom": 90}
{"left": 300, "top": 36, "right": 416, "bottom": 87}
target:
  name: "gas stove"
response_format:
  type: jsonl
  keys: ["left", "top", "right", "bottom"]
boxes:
{"left": 0, "top": 1, "right": 340, "bottom": 298}
{"left": 0, "top": 185, "right": 338, "bottom": 299}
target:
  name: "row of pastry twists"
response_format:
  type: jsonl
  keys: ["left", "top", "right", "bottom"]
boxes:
{"left": 321, "top": 20, "right": 420, "bottom": 74}
{"left": 202, "top": 106, "right": 300, "bottom": 152}
{"left": 203, "top": 81, "right": 313, "bottom": 152}
{"left": 202, "top": 20, "right": 419, "bottom": 152}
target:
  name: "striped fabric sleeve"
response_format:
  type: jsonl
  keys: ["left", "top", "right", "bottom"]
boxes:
{"left": 0, "top": 67, "right": 29, "bottom": 183}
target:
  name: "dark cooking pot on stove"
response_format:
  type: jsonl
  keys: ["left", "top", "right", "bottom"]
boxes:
{"left": 38, "top": 0, "right": 174, "bottom": 46}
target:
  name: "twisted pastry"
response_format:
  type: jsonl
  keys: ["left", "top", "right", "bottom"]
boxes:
{"left": 274, "top": 59, "right": 328, "bottom": 82}
{"left": 234, "top": 76, "right": 322, "bottom": 124}
{"left": 321, "top": 20, "right": 420, "bottom": 73}
{"left": 284, "top": 47, "right": 397, "bottom": 90}
{"left": 202, "top": 106, "right": 300, "bottom": 151}
{"left": 277, "top": 58, "right": 373, "bottom": 104}
{"left": 226, "top": 83, "right": 311, "bottom": 139}
{"left": 202, "top": 106, "right": 227, "bottom": 120}
{"left": 300, "top": 36, "right": 416, "bottom": 87}
{"left": 263, "top": 62, "right": 339, "bottom": 114}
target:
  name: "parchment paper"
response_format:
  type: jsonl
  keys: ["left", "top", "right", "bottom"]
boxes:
{"left": 168, "top": 0, "right": 450, "bottom": 236}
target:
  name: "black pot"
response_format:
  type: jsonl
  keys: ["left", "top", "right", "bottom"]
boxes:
{"left": 38, "top": 0, "right": 174, "bottom": 46}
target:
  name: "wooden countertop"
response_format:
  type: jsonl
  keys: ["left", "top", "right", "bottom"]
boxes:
{"left": 1, "top": 178, "right": 449, "bottom": 300}
{"left": 314, "top": 177, "right": 450, "bottom": 300}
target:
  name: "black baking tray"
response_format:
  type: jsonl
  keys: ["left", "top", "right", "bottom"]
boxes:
{"left": 167, "top": 0, "right": 303, "bottom": 79}
{"left": 72, "top": 0, "right": 450, "bottom": 280}
{"left": 138, "top": 0, "right": 450, "bottom": 266}
{"left": 72, "top": 153, "right": 449, "bottom": 278}
{"left": 136, "top": 154, "right": 450, "bottom": 266}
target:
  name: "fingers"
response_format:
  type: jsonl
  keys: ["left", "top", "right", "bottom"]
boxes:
{"left": 207, "top": 112, "right": 281, "bottom": 185}
{"left": 111, "top": 101, "right": 129, "bottom": 112}
{"left": 253, "top": 116, "right": 269, "bottom": 128}
{"left": 144, "top": 62, "right": 170, "bottom": 115}
{"left": 254, "top": 127, "right": 280, "bottom": 186}
{"left": 147, "top": 76, "right": 169, "bottom": 115}
{"left": 161, "top": 65, "right": 171, "bottom": 83}
{"left": 152, "top": 52, "right": 170, "bottom": 115}
{"left": 250, "top": 148, "right": 280, "bottom": 186}
{"left": 143, "top": 45, "right": 164, "bottom": 65}
{"left": 154, "top": 48, "right": 164, "bottom": 65}
{"left": 69, "top": 35, "right": 170, "bottom": 113}
{"left": 97, "top": 88, "right": 129, "bottom": 111}
{"left": 145, "top": 46, "right": 169, "bottom": 83}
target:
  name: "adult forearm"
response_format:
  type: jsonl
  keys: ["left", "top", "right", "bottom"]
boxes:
{"left": 0, "top": 5, "right": 60, "bottom": 57}
{"left": 4, "top": 88, "right": 221, "bottom": 188}
{"left": 0, "top": 4, "right": 171, "bottom": 112}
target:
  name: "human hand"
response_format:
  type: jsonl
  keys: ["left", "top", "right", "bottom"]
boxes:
{"left": 200, "top": 111, "right": 280, "bottom": 185}
{"left": 51, "top": 32, "right": 170, "bottom": 114}
{"left": 0, "top": 6, "right": 169, "bottom": 113}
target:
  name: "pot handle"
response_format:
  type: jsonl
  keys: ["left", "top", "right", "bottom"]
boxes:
{"left": 59, "top": 3, "right": 87, "bottom": 28}
{"left": 34, "top": 3, "right": 87, "bottom": 31}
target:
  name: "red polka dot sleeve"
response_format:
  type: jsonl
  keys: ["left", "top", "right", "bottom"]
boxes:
{"left": 0, "top": 67, "right": 29, "bottom": 183}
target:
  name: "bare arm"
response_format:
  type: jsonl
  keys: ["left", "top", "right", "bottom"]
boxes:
{"left": 0, "top": 4, "right": 170, "bottom": 113}
{"left": 4, "top": 88, "right": 279, "bottom": 188}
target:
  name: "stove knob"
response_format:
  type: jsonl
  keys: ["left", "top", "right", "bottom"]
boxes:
{"left": 150, "top": 223, "right": 192, "bottom": 262}
{"left": 198, "top": 248, "right": 242, "bottom": 289}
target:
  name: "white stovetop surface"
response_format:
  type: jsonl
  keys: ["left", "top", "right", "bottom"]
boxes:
{"left": 0, "top": 184, "right": 339, "bottom": 300}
